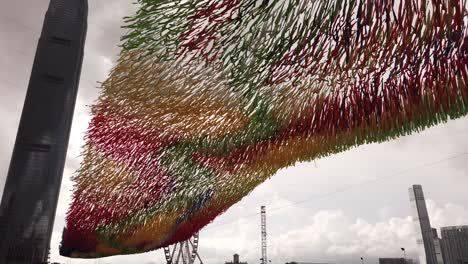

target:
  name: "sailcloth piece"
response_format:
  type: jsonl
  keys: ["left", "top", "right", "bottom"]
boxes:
{"left": 61, "top": 0, "right": 468, "bottom": 258}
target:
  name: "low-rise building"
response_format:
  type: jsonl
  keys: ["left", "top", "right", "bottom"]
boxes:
{"left": 226, "top": 254, "right": 248, "bottom": 264}
{"left": 379, "top": 258, "right": 416, "bottom": 264}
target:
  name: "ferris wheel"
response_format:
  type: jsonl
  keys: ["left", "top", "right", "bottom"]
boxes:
{"left": 163, "top": 233, "right": 203, "bottom": 264}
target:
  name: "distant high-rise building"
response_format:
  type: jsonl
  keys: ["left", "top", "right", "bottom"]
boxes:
{"left": 409, "top": 185, "right": 444, "bottom": 264}
{"left": 379, "top": 258, "right": 415, "bottom": 264}
{"left": 440, "top": 226, "right": 468, "bottom": 264}
{"left": 0, "top": 0, "right": 88, "bottom": 263}
{"left": 226, "top": 254, "right": 248, "bottom": 264}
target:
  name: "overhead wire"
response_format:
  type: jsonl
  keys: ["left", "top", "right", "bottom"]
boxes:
{"left": 204, "top": 152, "right": 468, "bottom": 231}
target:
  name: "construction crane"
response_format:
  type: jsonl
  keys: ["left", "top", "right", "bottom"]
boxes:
{"left": 261, "top": 206, "right": 268, "bottom": 264}
{"left": 163, "top": 232, "right": 203, "bottom": 264}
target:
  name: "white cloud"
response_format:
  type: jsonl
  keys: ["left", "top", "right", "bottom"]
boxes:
{"left": 427, "top": 199, "right": 468, "bottom": 229}
{"left": 201, "top": 199, "right": 467, "bottom": 264}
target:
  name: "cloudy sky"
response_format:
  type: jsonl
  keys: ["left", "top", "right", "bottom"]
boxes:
{"left": 1, "top": 1, "right": 468, "bottom": 264}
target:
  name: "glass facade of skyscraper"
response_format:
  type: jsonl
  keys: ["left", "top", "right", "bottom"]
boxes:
{"left": 0, "top": 1, "right": 87, "bottom": 263}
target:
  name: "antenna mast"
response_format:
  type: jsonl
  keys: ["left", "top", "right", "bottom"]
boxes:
{"left": 260, "top": 206, "right": 267, "bottom": 264}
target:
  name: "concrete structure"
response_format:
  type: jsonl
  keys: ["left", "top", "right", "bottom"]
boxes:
{"left": 226, "top": 254, "right": 247, "bottom": 264}
{"left": 409, "top": 185, "right": 444, "bottom": 264}
{"left": 0, "top": 0, "right": 88, "bottom": 263}
{"left": 440, "top": 226, "right": 468, "bottom": 264}
{"left": 379, "top": 258, "right": 415, "bottom": 264}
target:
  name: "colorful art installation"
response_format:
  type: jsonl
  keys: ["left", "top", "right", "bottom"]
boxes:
{"left": 60, "top": 0, "right": 468, "bottom": 258}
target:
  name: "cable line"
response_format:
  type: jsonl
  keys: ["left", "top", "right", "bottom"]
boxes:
{"left": 204, "top": 152, "right": 468, "bottom": 231}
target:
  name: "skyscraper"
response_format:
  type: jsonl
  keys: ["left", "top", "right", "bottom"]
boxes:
{"left": 0, "top": 1, "right": 88, "bottom": 263}
{"left": 440, "top": 226, "right": 468, "bottom": 264}
{"left": 409, "top": 185, "right": 444, "bottom": 264}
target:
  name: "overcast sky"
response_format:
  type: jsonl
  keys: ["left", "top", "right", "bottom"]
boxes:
{"left": 1, "top": 1, "right": 468, "bottom": 264}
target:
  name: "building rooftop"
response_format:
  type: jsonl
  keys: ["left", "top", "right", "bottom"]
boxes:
{"left": 441, "top": 225, "right": 468, "bottom": 231}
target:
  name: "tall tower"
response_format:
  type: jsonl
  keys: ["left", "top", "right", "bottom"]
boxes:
{"left": 261, "top": 206, "right": 267, "bottom": 264}
{"left": 408, "top": 185, "right": 444, "bottom": 264}
{"left": 0, "top": 1, "right": 88, "bottom": 263}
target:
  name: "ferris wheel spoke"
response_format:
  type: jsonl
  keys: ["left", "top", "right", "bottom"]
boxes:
{"left": 162, "top": 233, "right": 203, "bottom": 264}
